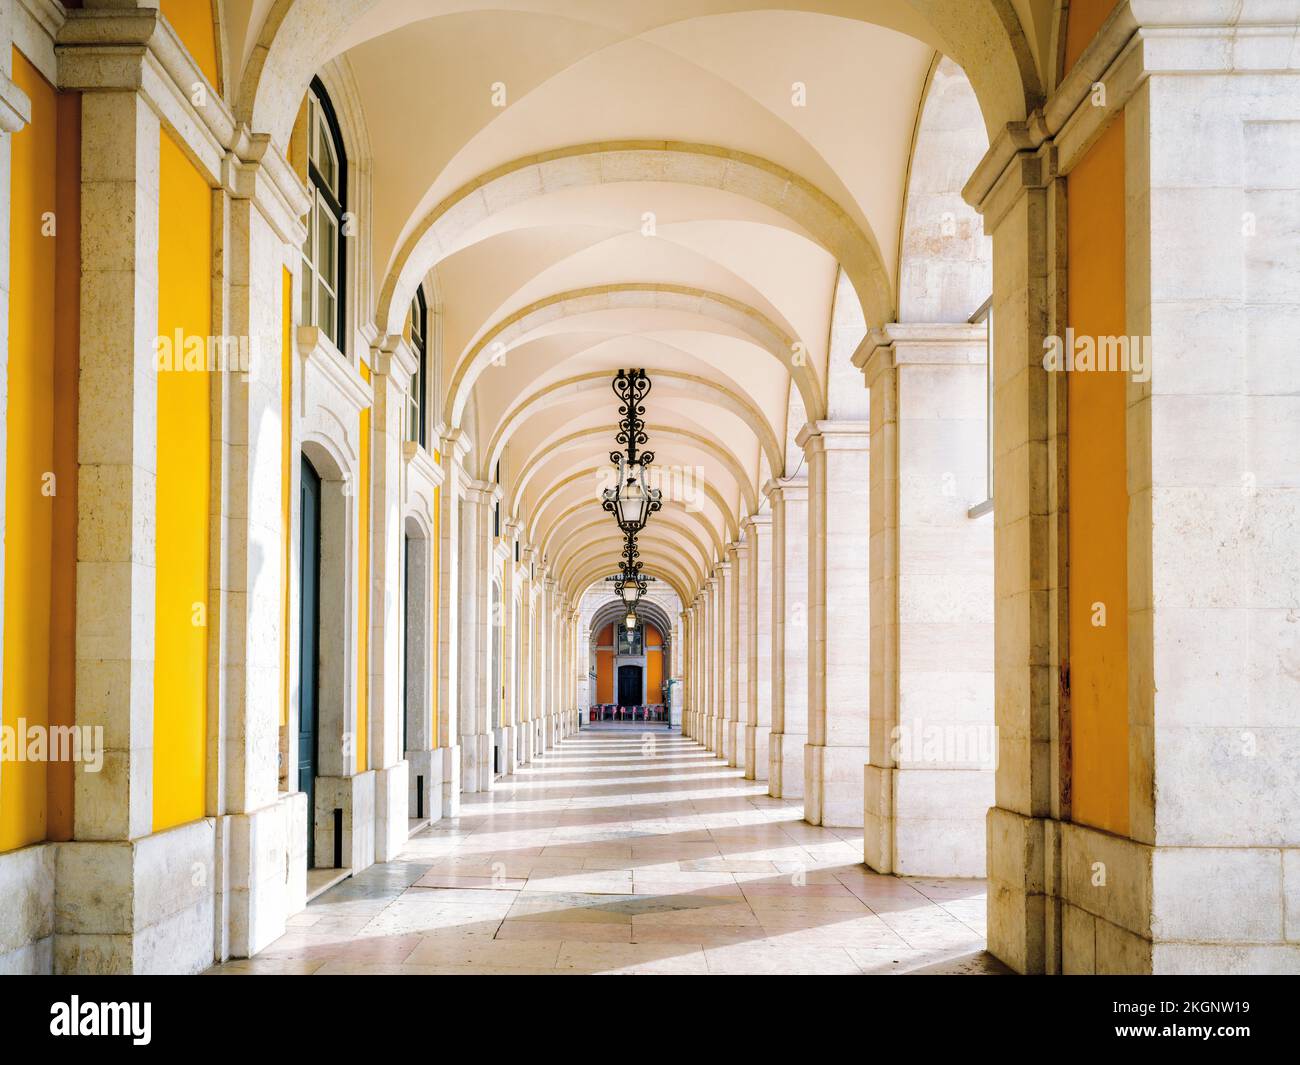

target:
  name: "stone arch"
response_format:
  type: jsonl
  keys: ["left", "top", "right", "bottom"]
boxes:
{"left": 376, "top": 141, "right": 892, "bottom": 341}
{"left": 551, "top": 517, "right": 713, "bottom": 592}
{"left": 896, "top": 55, "right": 992, "bottom": 323}
{"left": 446, "top": 284, "right": 822, "bottom": 426}
{"left": 484, "top": 370, "right": 784, "bottom": 482}
{"left": 508, "top": 423, "right": 758, "bottom": 522}
{"left": 523, "top": 467, "right": 739, "bottom": 550}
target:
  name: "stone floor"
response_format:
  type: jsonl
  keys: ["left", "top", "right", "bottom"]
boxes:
{"left": 209, "top": 731, "right": 1009, "bottom": 975}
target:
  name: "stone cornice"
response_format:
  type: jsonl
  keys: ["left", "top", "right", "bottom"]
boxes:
{"left": 964, "top": 1, "right": 1300, "bottom": 218}
{"left": 0, "top": 69, "right": 30, "bottom": 133}
{"left": 57, "top": 8, "right": 308, "bottom": 244}
{"left": 372, "top": 333, "right": 419, "bottom": 391}
{"left": 855, "top": 322, "right": 988, "bottom": 384}
{"left": 402, "top": 440, "right": 444, "bottom": 489}
{"left": 297, "top": 326, "right": 370, "bottom": 416}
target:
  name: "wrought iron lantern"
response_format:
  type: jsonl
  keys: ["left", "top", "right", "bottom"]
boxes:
{"left": 602, "top": 369, "right": 662, "bottom": 534}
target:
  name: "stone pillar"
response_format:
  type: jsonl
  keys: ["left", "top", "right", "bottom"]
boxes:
{"left": 857, "top": 325, "right": 994, "bottom": 876}
{"left": 368, "top": 340, "right": 416, "bottom": 861}
{"left": 799, "top": 421, "right": 871, "bottom": 827}
{"left": 700, "top": 578, "right": 715, "bottom": 748}
{"left": 436, "top": 431, "right": 468, "bottom": 814}
{"left": 743, "top": 513, "right": 773, "bottom": 780}
{"left": 58, "top": 15, "right": 224, "bottom": 971}
{"left": 543, "top": 574, "right": 557, "bottom": 749}
{"left": 518, "top": 546, "right": 535, "bottom": 763}
{"left": 728, "top": 539, "right": 749, "bottom": 768}
{"left": 766, "top": 476, "right": 809, "bottom": 799}
{"left": 500, "top": 522, "right": 521, "bottom": 774}
{"left": 712, "top": 570, "right": 728, "bottom": 754}
{"left": 460, "top": 480, "right": 494, "bottom": 792}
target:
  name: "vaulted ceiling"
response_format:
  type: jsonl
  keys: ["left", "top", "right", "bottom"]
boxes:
{"left": 223, "top": 0, "right": 1036, "bottom": 604}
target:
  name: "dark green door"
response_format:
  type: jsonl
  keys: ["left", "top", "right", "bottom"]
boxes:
{"left": 299, "top": 456, "right": 322, "bottom": 868}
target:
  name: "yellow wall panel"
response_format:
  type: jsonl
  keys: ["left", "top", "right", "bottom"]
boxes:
{"left": 1067, "top": 114, "right": 1130, "bottom": 835}
{"left": 2, "top": 51, "right": 59, "bottom": 850}
{"left": 281, "top": 267, "right": 292, "bottom": 728}
{"left": 160, "top": 0, "right": 221, "bottom": 94}
{"left": 153, "top": 130, "right": 212, "bottom": 831}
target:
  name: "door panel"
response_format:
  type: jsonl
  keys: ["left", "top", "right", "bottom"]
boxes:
{"left": 299, "top": 456, "right": 322, "bottom": 868}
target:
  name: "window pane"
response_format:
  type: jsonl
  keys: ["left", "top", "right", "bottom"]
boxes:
{"left": 300, "top": 261, "right": 313, "bottom": 327}
{"left": 316, "top": 120, "right": 336, "bottom": 192}
{"left": 317, "top": 207, "right": 337, "bottom": 282}
{"left": 317, "top": 280, "right": 336, "bottom": 345}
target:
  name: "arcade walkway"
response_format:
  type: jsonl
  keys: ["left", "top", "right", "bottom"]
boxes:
{"left": 210, "top": 731, "right": 1005, "bottom": 975}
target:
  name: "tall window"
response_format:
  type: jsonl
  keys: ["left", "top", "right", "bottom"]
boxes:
{"left": 301, "top": 78, "right": 347, "bottom": 351}
{"left": 406, "top": 286, "right": 427, "bottom": 446}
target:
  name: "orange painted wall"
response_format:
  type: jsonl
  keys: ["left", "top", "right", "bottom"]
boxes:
{"left": 1063, "top": 0, "right": 1121, "bottom": 74}
{"left": 1066, "top": 113, "right": 1129, "bottom": 835}
{"left": 1, "top": 51, "right": 78, "bottom": 850}
{"left": 153, "top": 129, "right": 212, "bottom": 831}
{"left": 596, "top": 650, "right": 613, "bottom": 703}
{"left": 48, "top": 89, "right": 80, "bottom": 841}
{"left": 160, "top": 0, "right": 221, "bottom": 93}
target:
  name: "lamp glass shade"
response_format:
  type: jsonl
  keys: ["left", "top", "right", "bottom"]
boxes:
{"left": 625, "top": 612, "right": 636, "bottom": 630}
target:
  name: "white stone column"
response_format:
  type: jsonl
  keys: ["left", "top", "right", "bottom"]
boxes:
{"left": 799, "top": 420, "right": 871, "bottom": 827}
{"left": 436, "top": 431, "right": 467, "bottom": 813}
{"left": 766, "top": 476, "right": 809, "bottom": 798}
{"left": 518, "top": 546, "right": 536, "bottom": 763}
{"left": 500, "top": 522, "right": 521, "bottom": 774}
{"left": 543, "top": 574, "right": 557, "bottom": 748}
{"left": 743, "top": 513, "right": 773, "bottom": 780}
{"left": 857, "top": 325, "right": 994, "bottom": 876}
{"left": 460, "top": 480, "right": 494, "bottom": 792}
{"left": 699, "top": 580, "right": 714, "bottom": 747}
{"left": 729, "top": 539, "right": 749, "bottom": 768}
{"left": 712, "top": 569, "right": 728, "bottom": 754}
{"left": 368, "top": 340, "right": 416, "bottom": 861}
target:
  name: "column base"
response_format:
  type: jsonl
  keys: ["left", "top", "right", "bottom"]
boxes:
{"left": 768, "top": 731, "right": 806, "bottom": 798}
{"left": 744, "top": 725, "right": 770, "bottom": 781}
{"left": 406, "top": 748, "right": 444, "bottom": 823}
{"left": 803, "top": 743, "right": 867, "bottom": 827}
{"left": 461, "top": 733, "right": 493, "bottom": 792}
{"left": 0, "top": 843, "right": 55, "bottom": 973}
{"left": 373, "top": 761, "right": 409, "bottom": 863}
{"left": 55, "top": 819, "right": 216, "bottom": 974}
{"left": 441, "top": 745, "right": 461, "bottom": 818}
{"left": 219, "top": 790, "right": 308, "bottom": 960}
{"left": 726, "top": 721, "right": 741, "bottom": 767}
{"left": 315, "top": 771, "right": 377, "bottom": 872}
{"left": 864, "top": 765, "right": 992, "bottom": 877}
{"left": 498, "top": 725, "right": 516, "bottom": 775}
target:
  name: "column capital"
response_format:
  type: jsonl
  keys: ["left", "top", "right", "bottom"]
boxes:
{"left": 465, "top": 479, "right": 499, "bottom": 505}
{"left": 439, "top": 428, "right": 473, "bottom": 462}
{"left": 742, "top": 511, "right": 772, "bottom": 533}
{"left": 371, "top": 333, "right": 420, "bottom": 388}
{"left": 854, "top": 322, "right": 988, "bottom": 386}
{"left": 795, "top": 420, "right": 871, "bottom": 452}
{"left": 762, "top": 474, "right": 809, "bottom": 503}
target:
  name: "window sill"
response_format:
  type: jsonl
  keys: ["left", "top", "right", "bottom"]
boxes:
{"left": 968, "top": 497, "right": 993, "bottom": 519}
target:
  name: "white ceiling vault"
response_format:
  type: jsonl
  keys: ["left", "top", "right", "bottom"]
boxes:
{"left": 224, "top": 0, "right": 1032, "bottom": 607}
